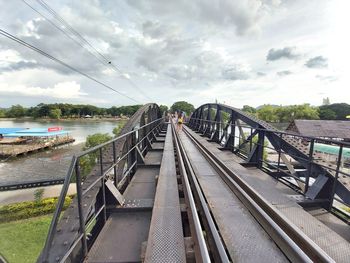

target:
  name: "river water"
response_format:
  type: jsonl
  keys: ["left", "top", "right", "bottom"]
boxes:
{"left": 0, "top": 119, "right": 125, "bottom": 184}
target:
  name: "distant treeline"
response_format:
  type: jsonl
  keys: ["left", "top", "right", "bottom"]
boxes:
{"left": 0, "top": 103, "right": 144, "bottom": 119}
{"left": 242, "top": 103, "right": 350, "bottom": 123}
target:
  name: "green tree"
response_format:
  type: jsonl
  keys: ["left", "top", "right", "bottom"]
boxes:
{"left": 257, "top": 105, "right": 278, "bottom": 122}
{"left": 170, "top": 101, "right": 195, "bottom": 115}
{"left": 319, "top": 103, "right": 350, "bottom": 120}
{"left": 84, "top": 133, "right": 112, "bottom": 150}
{"left": 159, "top": 105, "right": 168, "bottom": 115}
{"left": 80, "top": 133, "right": 113, "bottom": 178}
{"left": 0, "top": 109, "right": 6, "bottom": 118}
{"left": 260, "top": 104, "right": 319, "bottom": 123}
{"left": 319, "top": 108, "right": 336, "bottom": 120}
{"left": 49, "top": 108, "right": 62, "bottom": 119}
{"left": 242, "top": 105, "right": 256, "bottom": 114}
{"left": 6, "top": 105, "right": 26, "bottom": 118}
{"left": 293, "top": 104, "right": 319, "bottom": 120}
{"left": 33, "top": 188, "right": 45, "bottom": 202}
{"left": 113, "top": 122, "right": 126, "bottom": 137}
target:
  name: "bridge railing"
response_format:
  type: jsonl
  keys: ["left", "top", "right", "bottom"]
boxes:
{"left": 41, "top": 117, "right": 164, "bottom": 262}
{"left": 188, "top": 116, "right": 350, "bottom": 214}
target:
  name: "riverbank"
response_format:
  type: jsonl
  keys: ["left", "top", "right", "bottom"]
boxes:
{"left": 0, "top": 136, "right": 75, "bottom": 158}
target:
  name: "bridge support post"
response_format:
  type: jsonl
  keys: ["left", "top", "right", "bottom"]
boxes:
{"left": 247, "top": 129, "right": 265, "bottom": 168}
{"left": 113, "top": 141, "right": 118, "bottom": 186}
{"left": 203, "top": 105, "right": 211, "bottom": 137}
{"left": 210, "top": 105, "right": 221, "bottom": 142}
{"left": 224, "top": 111, "right": 236, "bottom": 151}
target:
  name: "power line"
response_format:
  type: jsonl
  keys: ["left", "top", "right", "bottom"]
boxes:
{"left": 21, "top": 0, "right": 112, "bottom": 68}
{"left": 34, "top": 0, "right": 153, "bottom": 101}
{"left": 0, "top": 28, "right": 140, "bottom": 103}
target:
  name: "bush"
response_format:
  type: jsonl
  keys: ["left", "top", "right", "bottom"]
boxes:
{"left": 34, "top": 188, "right": 45, "bottom": 202}
{"left": 0, "top": 196, "right": 73, "bottom": 223}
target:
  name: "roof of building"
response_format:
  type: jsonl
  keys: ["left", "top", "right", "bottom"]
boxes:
{"left": 0, "top": 128, "right": 27, "bottom": 134}
{"left": 5, "top": 130, "right": 69, "bottom": 137}
{"left": 286, "top": 120, "right": 350, "bottom": 139}
{"left": 2, "top": 127, "right": 69, "bottom": 137}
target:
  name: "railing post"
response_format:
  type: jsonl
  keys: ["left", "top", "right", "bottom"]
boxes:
{"left": 99, "top": 148, "right": 107, "bottom": 223}
{"left": 249, "top": 127, "right": 253, "bottom": 152}
{"left": 257, "top": 130, "right": 265, "bottom": 169}
{"left": 112, "top": 141, "right": 117, "bottom": 186}
{"left": 305, "top": 139, "right": 314, "bottom": 194}
{"left": 329, "top": 144, "right": 343, "bottom": 210}
{"left": 231, "top": 115, "right": 236, "bottom": 152}
{"left": 75, "top": 160, "right": 88, "bottom": 258}
{"left": 277, "top": 133, "right": 282, "bottom": 177}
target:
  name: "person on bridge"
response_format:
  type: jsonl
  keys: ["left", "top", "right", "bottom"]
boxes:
{"left": 177, "top": 111, "right": 185, "bottom": 132}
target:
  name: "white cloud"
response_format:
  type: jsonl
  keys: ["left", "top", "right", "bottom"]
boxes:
{"left": 0, "top": 0, "right": 348, "bottom": 107}
{"left": 0, "top": 81, "right": 86, "bottom": 99}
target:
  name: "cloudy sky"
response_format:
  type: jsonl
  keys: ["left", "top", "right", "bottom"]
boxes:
{"left": 0, "top": 0, "right": 348, "bottom": 108}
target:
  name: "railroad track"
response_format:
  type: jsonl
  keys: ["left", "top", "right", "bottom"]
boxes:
{"left": 172, "top": 121, "right": 335, "bottom": 262}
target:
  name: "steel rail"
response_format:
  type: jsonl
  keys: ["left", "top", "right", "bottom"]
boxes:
{"left": 171, "top": 121, "right": 212, "bottom": 263}
{"left": 182, "top": 126, "right": 335, "bottom": 263}
{"left": 172, "top": 122, "right": 230, "bottom": 263}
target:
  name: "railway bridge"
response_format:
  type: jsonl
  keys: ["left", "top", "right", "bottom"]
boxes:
{"left": 39, "top": 103, "right": 350, "bottom": 263}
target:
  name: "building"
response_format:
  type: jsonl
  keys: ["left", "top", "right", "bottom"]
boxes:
{"left": 286, "top": 120, "right": 350, "bottom": 141}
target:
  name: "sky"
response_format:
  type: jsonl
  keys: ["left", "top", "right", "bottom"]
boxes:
{"left": 0, "top": 0, "right": 349, "bottom": 109}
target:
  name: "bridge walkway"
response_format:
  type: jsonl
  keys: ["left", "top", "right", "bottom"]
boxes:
{"left": 183, "top": 125, "right": 350, "bottom": 262}
{"left": 87, "top": 143, "right": 163, "bottom": 262}
{"left": 87, "top": 123, "right": 186, "bottom": 262}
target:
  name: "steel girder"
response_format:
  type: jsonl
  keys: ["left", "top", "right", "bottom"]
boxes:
{"left": 188, "top": 103, "right": 350, "bottom": 208}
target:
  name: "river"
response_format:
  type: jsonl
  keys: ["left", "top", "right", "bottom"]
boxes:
{"left": 0, "top": 119, "right": 125, "bottom": 184}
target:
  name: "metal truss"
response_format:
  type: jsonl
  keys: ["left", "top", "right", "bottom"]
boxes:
{"left": 188, "top": 103, "right": 350, "bottom": 211}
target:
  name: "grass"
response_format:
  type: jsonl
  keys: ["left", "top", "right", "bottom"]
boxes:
{"left": 0, "top": 215, "right": 52, "bottom": 263}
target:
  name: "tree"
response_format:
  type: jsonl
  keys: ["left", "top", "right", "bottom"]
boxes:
{"left": 170, "top": 101, "right": 195, "bottom": 115}
{"left": 242, "top": 105, "right": 256, "bottom": 114}
{"left": 0, "top": 109, "right": 6, "bottom": 118}
{"left": 261, "top": 104, "right": 319, "bottom": 123}
{"left": 113, "top": 122, "right": 126, "bottom": 137}
{"left": 319, "top": 103, "right": 350, "bottom": 120}
{"left": 6, "top": 105, "right": 26, "bottom": 118}
{"left": 159, "top": 105, "right": 168, "bottom": 116}
{"left": 319, "top": 108, "right": 336, "bottom": 120}
{"left": 80, "top": 133, "right": 113, "bottom": 178}
{"left": 257, "top": 105, "right": 278, "bottom": 122}
{"left": 49, "top": 108, "right": 62, "bottom": 119}
{"left": 293, "top": 104, "right": 319, "bottom": 120}
{"left": 84, "top": 133, "right": 112, "bottom": 149}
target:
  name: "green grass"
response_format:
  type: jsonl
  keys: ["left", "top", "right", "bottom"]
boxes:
{"left": 0, "top": 215, "right": 52, "bottom": 263}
